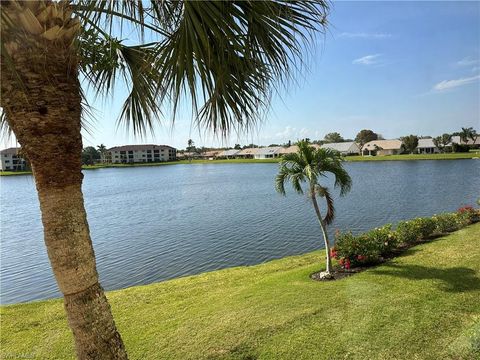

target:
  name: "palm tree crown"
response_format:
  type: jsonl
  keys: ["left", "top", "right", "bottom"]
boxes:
{"left": 276, "top": 140, "right": 352, "bottom": 224}
{"left": 2, "top": 0, "right": 329, "bottom": 137}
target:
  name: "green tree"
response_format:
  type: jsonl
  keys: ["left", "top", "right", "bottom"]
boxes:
{"left": 400, "top": 135, "right": 419, "bottom": 154}
{"left": 0, "top": 2, "right": 328, "bottom": 357}
{"left": 275, "top": 140, "right": 352, "bottom": 279}
{"left": 324, "top": 132, "right": 344, "bottom": 143}
{"left": 355, "top": 129, "right": 378, "bottom": 148}
{"left": 81, "top": 146, "right": 100, "bottom": 165}
{"left": 433, "top": 134, "right": 452, "bottom": 153}
{"left": 234, "top": 144, "right": 242, "bottom": 150}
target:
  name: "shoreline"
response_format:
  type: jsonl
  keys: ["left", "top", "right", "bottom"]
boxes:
{"left": 1, "top": 152, "right": 478, "bottom": 176}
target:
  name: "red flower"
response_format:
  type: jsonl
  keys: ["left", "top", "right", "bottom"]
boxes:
{"left": 357, "top": 255, "right": 365, "bottom": 261}
{"left": 345, "top": 259, "right": 351, "bottom": 270}
{"left": 339, "top": 258, "right": 345, "bottom": 266}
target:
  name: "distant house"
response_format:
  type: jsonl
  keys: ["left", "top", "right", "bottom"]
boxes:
{"left": 417, "top": 138, "right": 439, "bottom": 154}
{"left": 217, "top": 149, "right": 241, "bottom": 159}
{"left": 198, "top": 150, "right": 221, "bottom": 159}
{"left": 236, "top": 147, "right": 260, "bottom": 158}
{"left": 320, "top": 142, "right": 360, "bottom": 155}
{"left": 107, "top": 144, "right": 176, "bottom": 163}
{"left": 362, "top": 140, "right": 403, "bottom": 156}
{"left": 0, "top": 147, "right": 26, "bottom": 171}
{"left": 253, "top": 147, "right": 283, "bottom": 159}
{"left": 278, "top": 144, "right": 321, "bottom": 156}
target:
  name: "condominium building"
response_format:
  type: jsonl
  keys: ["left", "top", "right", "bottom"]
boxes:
{"left": 0, "top": 147, "right": 26, "bottom": 171}
{"left": 106, "top": 145, "right": 177, "bottom": 163}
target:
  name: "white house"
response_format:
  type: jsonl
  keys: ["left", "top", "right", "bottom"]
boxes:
{"left": 362, "top": 140, "right": 403, "bottom": 156}
{"left": 0, "top": 147, "right": 26, "bottom": 171}
{"left": 106, "top": 144, "right": 177, "bottom": 163}
{"left": 236, "top": 147, "right": 260, "bottom": 158}
{"left": 217, "top": 149, "right": 241, "bottom": 159}
{"left": 253, "top": 147, "right": 283, "bottom": 159}
{"left": 320, "top": 142, "right": 360, "bottom": 155}
{"left": 417, "top": 138, "right": 439, "bottom": 154}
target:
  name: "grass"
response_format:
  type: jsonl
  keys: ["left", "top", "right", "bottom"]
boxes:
{"left": 1, "top": 152, "right": 479, "bottom": 176}
{"left": 1, "top": 224, "right": 479, "bottom": 359}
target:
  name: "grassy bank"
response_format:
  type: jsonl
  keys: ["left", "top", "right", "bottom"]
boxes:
{"left": 1, "top": 152, "right": 478, "bottom": 176}
{"left": 1, "top": 224, "right": 479, "bottom": 359}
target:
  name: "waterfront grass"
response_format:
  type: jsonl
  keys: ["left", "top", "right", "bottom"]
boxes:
{"left": 1, "top": 224, "right": 479, "bottom": 359}
{"left": 1, "top": 152, "right": 478, "bottom": 176}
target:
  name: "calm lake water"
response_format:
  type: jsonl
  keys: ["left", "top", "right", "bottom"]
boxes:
{"left": 1, "top": 160, "right": 479, "bottom": 304}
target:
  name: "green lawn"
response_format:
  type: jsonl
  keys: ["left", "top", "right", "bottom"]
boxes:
{"left": 1, "top": 152, "right": 479, "bottom": 176}
{"left": 1, "top": 224, "right": 479, "bottom": 359}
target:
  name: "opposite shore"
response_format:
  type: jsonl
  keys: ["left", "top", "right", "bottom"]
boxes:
{"left": 1, "top": 152, "right": 478, "bottom": 176}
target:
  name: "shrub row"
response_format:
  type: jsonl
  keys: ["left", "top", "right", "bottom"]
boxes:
{"left": 332, "top": 206, "right": 479, "bottom": 269}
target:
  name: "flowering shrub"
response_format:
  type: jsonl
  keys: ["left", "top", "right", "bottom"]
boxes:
{"left": 332, "top": 206, "right": 478, "bottom": 270}
{"left": 457, "top": 206, "right": 480, "bottom": 225}
{"left": 396, "top": 220, "right": 423, "bottom": 245}
{"left": 433, "top": 213, "right": 460, "bottom": 233}
{"left": 364, "top": 224, "right": 398, "bottom": 255}
{"left": 333, "top": 225, "right": 396, "bottom": 268}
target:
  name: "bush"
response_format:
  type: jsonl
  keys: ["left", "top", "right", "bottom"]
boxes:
{"left": 396, "top": 220, "right": 423, "bottom": 245}
{"left": 457, "top": 206, "right": 480, "bottom": 225}
{"left": 333, "top": 224, "right": 396, "bottom": 268}
{"left": 433, "top": 213, "right": 460, "bottom": 233}
{"left": 332, "top": 207, "right": 478, "bottom": 270}
{"left": 363, "top": 224, "right": 398, "bottom": 255}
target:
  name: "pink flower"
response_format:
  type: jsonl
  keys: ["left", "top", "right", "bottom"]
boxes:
{"left": 345, "top": 259, "right": 351, "bottom": 269}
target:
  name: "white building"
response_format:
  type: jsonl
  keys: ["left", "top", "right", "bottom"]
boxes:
{"left": 106, "top": 145, "right": 177, "bottom": 163}
{"left": 0, "top": 147, "right": 26, "bottom": 171}
{"left": 253, "top": 147, "right": 283, "bottom": 159}
{"left": 321, "top": 142, "right": 360, "bottom": 155}
{"left": 417, "top": 138, "right": 439, "bottom": 154}
{"left": 217, "top": 149, "right": 241, "bottom": 159}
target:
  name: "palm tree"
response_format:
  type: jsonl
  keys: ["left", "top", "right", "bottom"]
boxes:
{"left": 97, "top": 143, "right": 108, "bottom": 163}
{"left": 460, "top": 127, "right": 474, "bottom": 144}
{"left": 0, "top": 1, "right": 329, "bottom": 358}
{"left": 276, "top": 140, "right": 352, "bottom": 279}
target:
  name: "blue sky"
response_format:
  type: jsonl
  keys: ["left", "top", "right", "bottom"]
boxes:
{"left": 3, "top": 1, "right": 480, "bottom": 150}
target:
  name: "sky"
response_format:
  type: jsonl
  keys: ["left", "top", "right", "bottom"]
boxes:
{"left": 3, "top": 1, "right": 480, "bottom": 150}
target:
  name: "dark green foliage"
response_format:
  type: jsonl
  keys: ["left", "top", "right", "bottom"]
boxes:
{"left": 355, "top": 129, "right": 378, "bottom": 147}
{"left": 323, "top": 132, "right": 344, "bottom": 143}
{"left": 400, "top": 135, "right": 419, "bottom": 154}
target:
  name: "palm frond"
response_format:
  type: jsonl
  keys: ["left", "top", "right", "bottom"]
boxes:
{"left": 315, "top": 184, "right": 335, "bottom": 225}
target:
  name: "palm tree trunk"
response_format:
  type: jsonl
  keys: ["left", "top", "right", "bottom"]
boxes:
{"left": 1, "top": 4, "right": 128, "bottom": 358}
{"left": 310, "top": 191, "right": 333, "bottom": 274}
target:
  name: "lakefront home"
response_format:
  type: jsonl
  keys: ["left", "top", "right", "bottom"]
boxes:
{"left": 320, "top": 142, "right": 361, "bottom": 155}
{"left": 106, "top": 145, "right": 177, "bottom": 163}
{"left": 417, "top": 138, "right": 439, "bottom": 154}
{"left": 0, "top": 147, "right": 26, "bottom": 171}
{"left": 362, "top": 140, "right": 403, "bottom": 156}
{"left": 217, "top": 149, "right": 241, "bottom": 159}
{"left": 253, "top": 147, "right": 283, "bottom": 159}
{"left": 236, "top": 147, "right": 260, "bottom": 158}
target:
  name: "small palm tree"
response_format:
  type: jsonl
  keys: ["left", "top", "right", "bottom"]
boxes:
{"left": 276, "top": 140, "right": 352, "bottom": 278}
{"left": 97, "top": 143, "right": 108, "bottom": 163}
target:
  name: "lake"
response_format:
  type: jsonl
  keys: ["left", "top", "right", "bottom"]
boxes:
{"left": 1, "top": 160, "right": 479, "bottom": 304}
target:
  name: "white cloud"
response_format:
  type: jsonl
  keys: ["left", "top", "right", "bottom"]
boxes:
{"left": 352, "top": 54, "right": 382, "bottom": 65}
{"left": 433, "top": 75, "right": 480, "bottom": 91}
{"left": 339, "top": 32, "right": 392, "bottom": 39}
{"left": 456, "top": 56, "right": 478, "bottom": 67}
